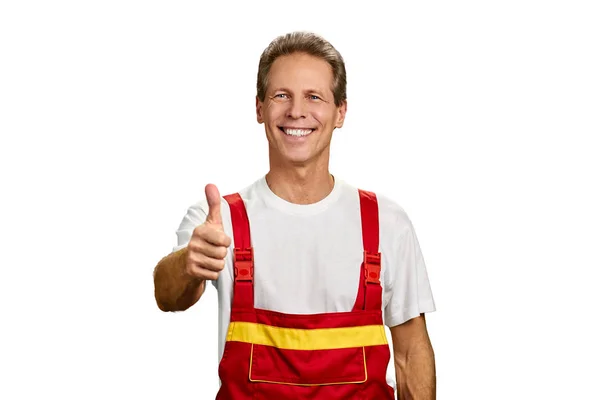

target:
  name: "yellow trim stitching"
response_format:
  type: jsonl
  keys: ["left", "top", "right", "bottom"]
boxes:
{"left": 248, "top": 344, "right": 368, "bottom": 386}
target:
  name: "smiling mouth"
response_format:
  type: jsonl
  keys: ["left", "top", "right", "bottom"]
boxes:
{"left": 279, "top": 127, "right": 315, "bottom": 137}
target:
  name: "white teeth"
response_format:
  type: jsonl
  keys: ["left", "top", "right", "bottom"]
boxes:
{"left": 283, "top": 128, "right": 313, "bottom": 137}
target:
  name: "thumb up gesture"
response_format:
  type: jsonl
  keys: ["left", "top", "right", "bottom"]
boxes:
{"left": 185, "top": 184, "right": 232, "bottom": 281}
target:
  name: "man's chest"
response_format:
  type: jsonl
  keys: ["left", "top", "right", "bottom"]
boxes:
{"left": 226, "top": 219, "right": 371, "bottom": 313}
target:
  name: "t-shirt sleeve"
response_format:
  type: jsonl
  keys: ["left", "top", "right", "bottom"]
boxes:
{"left": 383, "top": 210, "right": 436, "bottom": 327}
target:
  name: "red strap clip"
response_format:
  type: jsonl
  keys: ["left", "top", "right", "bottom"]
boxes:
{"left": 234, "top": 247, "right": 254, "bottom": 282}
{"left": 364, "top": 251, "right": 381, "bottom": 284}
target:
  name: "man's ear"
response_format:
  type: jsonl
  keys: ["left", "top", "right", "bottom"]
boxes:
{"left": 335, "top": 100, "right": 347, "bottom": 129}
{"left": 256, "top": 96, "right": 264, "bottom": 124}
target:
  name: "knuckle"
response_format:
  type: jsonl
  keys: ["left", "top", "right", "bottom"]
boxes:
{"left": 190, "top": 240, "right": 209, "bottom": 257}
{"left": 192, "top": 225, "right": 204, "bottom": 237}
{"left": 220, "top": 233, "right": 231, "bottom": 246}
{"left": 185, "top": 249, "right": 195, "bottom": 263}
{"left": 186, "top": 241, "right": 198, "bottom": 254}
{"left": 200, "top": 268, "right": 217, "bottom": 280}
{"left": 186, "top": 250, "right": 197, "bottom": 263}
{"left": 189, "top": 253, "right": 207, "bottom": 270}
{"left": 206, "top": 258, "right": 223, "bottom": 271}
{"left": 185, "top": 260, "right": 197, "bottom": 277}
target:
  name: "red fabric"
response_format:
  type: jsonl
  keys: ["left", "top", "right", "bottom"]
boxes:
{"left": 359, "top": 189, "right": 379, "bottom": 254}
{"left": 217, "top": 343, "right": 394, "bottom": 400}
{"left": 230, "top": 308, "right": 382, "bottom": 328}
{"left": 223, "top": 193, "right": 251, "bottom": 249}
{"left": 218, "top": 190, "right": 394, "bottom": 400}
{"left": 250, "top": 345, "right": 367, "bottom": 384}
{"left": 353, "top": 189, "right": 383, "bottom": 312}
{"left": 224, "top": 193, "right": 254, "bottom": 311}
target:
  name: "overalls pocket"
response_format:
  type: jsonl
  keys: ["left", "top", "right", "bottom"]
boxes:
{"left": 249, "top": 344, "right": 368, "bottom": 385}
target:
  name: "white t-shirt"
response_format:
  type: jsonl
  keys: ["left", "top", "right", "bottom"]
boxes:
{"left": 172, "top": 175, "right": 436, "bottom": 388}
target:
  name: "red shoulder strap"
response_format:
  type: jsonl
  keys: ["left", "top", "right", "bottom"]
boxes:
{"left": 353, "top": 189, "right": 383, "bottom": 311}
{"left": 223, "top": 193, "right": 254, "bottom": 310}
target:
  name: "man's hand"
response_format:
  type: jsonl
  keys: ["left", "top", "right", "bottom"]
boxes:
{"left": 184, "top": 184, "right": 232, "bottom": 281}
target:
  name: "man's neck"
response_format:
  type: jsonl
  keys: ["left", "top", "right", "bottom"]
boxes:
{"left": 265, "top": 165, "right": 335, "bottom": 205}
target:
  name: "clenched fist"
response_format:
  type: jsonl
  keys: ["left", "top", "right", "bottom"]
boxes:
{"left": 184, "top": 184, "right": 232, "bottom": 281}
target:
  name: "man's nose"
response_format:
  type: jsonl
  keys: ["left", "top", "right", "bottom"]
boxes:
{"left": 287, "top": 97, "right": 307, "bottom": 119}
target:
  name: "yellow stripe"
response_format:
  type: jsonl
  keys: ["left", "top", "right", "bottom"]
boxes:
{"left": 227, "top": 322, "right": 387, "bottom": 350}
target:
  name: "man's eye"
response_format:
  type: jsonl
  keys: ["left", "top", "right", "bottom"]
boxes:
{"left": 309, "top": 95, "right": 320, "bottom": 100}
{"left": 274, "top": 94, "right": 288, "bottom": 99}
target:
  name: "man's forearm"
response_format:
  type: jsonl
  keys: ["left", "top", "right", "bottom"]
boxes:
{"left": 153, "top": 247, "right": 206, "bottom": 312}
{"left": 395, "top": 340, "right": 436, "bottom": 400}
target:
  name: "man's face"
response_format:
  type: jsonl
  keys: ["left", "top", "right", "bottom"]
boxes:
{"left": 256, "top": 52, "right": 347, "bottom": 166}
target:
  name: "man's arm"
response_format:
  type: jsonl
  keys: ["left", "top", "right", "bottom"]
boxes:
{"left": 390, "top": 313, "right": 436, "bottom": 400}
{"left": 153, "top": 247, "right": 206, "bottom": 312}
{"left": 153, "top": 184, "right": 230, "bottom": 312}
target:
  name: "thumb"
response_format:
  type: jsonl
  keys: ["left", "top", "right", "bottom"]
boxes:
{"left": 205, "top": 183, "right": 223, "bottom": 227}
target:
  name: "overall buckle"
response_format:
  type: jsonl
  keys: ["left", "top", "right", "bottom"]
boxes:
{"left": 234, "top": 247, "right": 254, "bottom": 282}
{"left": 364, "top": 251, "right": 381, "bottom": 284}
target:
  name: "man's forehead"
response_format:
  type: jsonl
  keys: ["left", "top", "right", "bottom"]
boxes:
{"left": 267, "top": 60, "right": 333, "bottom": 92}
{"left": 270, "top": 54, "right": 332, "bottom": 76}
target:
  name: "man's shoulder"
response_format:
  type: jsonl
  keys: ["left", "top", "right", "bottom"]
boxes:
{"left": 341, "top": 180, "right": 413, "bottom": 235}
{"left": 374, "top": 190, "right": 410, "bottom": 222}
{"left": 341, "top": 180, "right": 410, "bottom": 217}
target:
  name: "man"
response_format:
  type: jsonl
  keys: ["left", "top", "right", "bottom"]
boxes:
{"left": 154, "top": 31, "right": 436, "bottom": 399}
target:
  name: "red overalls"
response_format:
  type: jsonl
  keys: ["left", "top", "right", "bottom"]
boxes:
{"left": 216, "top": 189, "right": 395, "bottom": 400}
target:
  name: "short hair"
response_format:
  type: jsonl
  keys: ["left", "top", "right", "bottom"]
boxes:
{"left": 256, "top": 31, "right": 347, "bottom": 107}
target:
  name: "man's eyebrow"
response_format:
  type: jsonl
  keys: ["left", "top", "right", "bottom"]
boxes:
{"left": 306, "top": 88, "right": 326, "bottom": 96}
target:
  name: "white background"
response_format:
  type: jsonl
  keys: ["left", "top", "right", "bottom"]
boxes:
{"left": 1, "top": 1, "right": 599, "bottom": 399}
